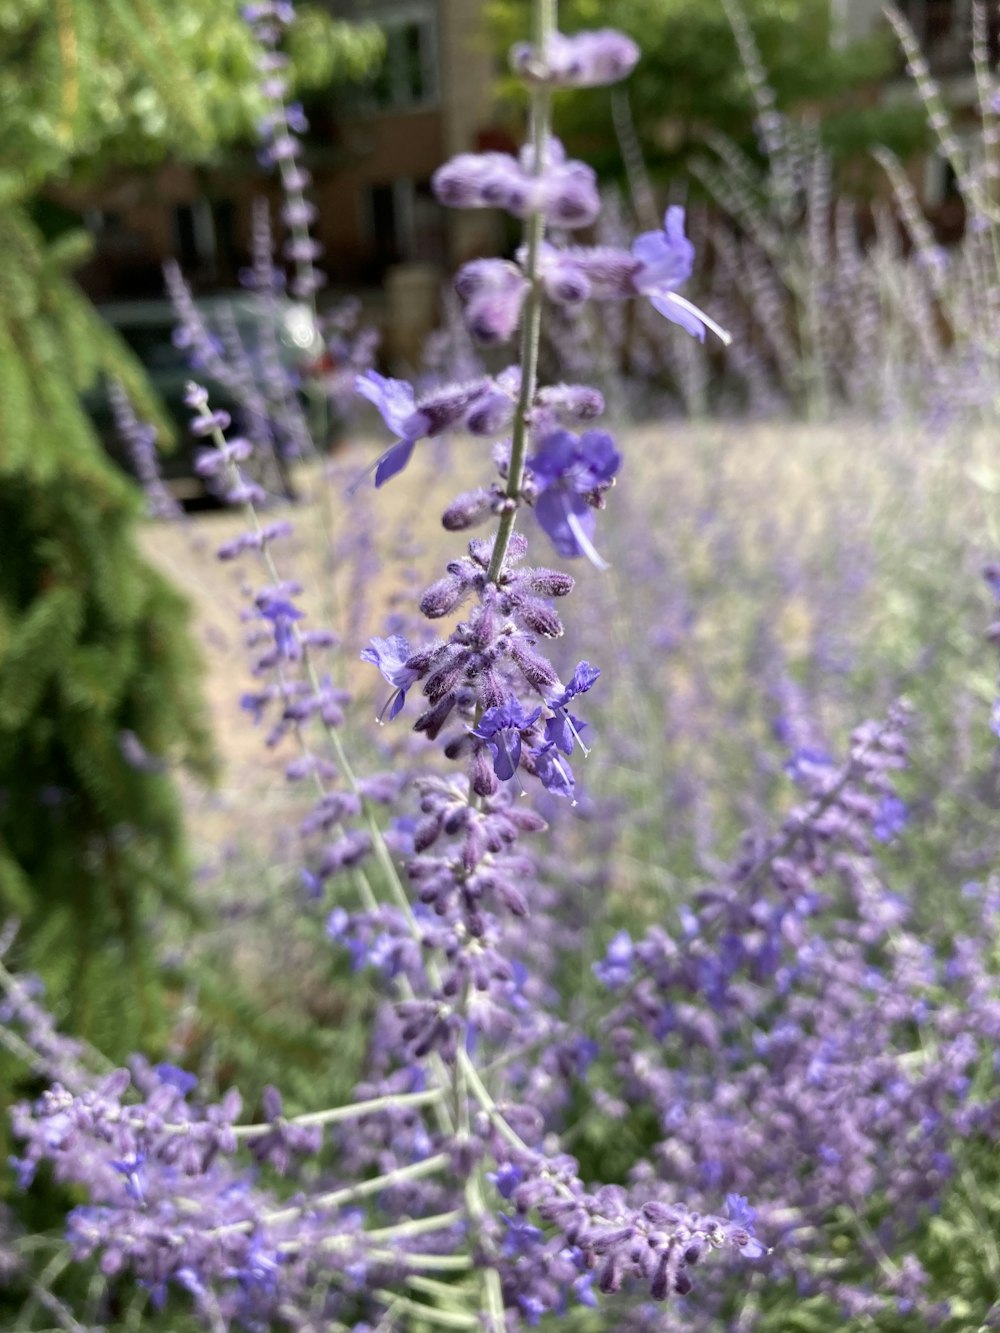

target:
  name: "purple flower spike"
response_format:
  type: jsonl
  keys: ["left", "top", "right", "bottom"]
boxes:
{"left": 632, "top": 207, "right": 732, "bottom": 344}
{"left": 529, "top": 430, "right": 622, "bottom": 567}
{"left": 471, "top": 699, "right": 542, "bottom": 781}
{"left": 361, "top": 635, "right": 419, "bottom": 722}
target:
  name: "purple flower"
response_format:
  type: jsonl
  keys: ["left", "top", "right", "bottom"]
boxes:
{"left": 873, "top": 794, "right": 909, "bottom": 842}
{"left": 354, "top": 372, "right": 422, "bottom": 487}
{"left": 510, "top": 29, "right": 640, "bottom": 88}
{"left": 432, "top": 140, "right": 599, "bottom": 229}
{"left": 360, "top": 635, "right": 419, "bottom": 722}
{"left": 255, "top": 593, "right": 304, "bottom": 660}
{"left": 471, "top": 699, "right": 542, "bottom": 781}
{"left": 455, "top": 260, "right": 530, "bottom": 345}
{"left": 530, "top": 742, "right": 576, "bottom": 800}
{"left": 489, "top": 1161, "right": 524, "bottom": 1199}
{"left": 111, "top": 1152, "right": 147, "bottom": 1205}
{"left": 724, "top": 1194, "right": 767, "bottom": 1259}
{"left": 546, "top": 661, "right": 600, "bottom": 755}
{"left": 354, "top": 371, "right": 495, "bottom": 486}
{"left": 593, "top": 930, "right": 634, "bottom": 990}
{"left": 632, "top": 208, "right": 731, "bottom": 344}
{"left": 529, "top": 430, "right": 622, "bottom": 567}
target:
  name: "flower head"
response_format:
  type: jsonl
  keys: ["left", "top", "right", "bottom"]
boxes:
{"left": 354, "top": 371, "right": 497, "bottom": 487}
{"left": 529, "top": 430, "right": 622, "bottom": 567}
{"left": 546, "top": 660, "right": 600, "bottom": 755}
{"left": 471, "top": 699, "right": 542, "bottom": 781}
{"left": 354, "top": 372, "right": 421, "bottom": 487}
{"left": 632, "top": 207, "right": 731, "bottom": 344}
{"left": 361, "top": 635, "right": 419, "bottom": 721}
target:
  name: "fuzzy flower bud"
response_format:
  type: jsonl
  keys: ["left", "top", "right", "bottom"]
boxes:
{"left": 442, "top": 488, "right": 498, "bottom": 531}
{"left": 510, "top": 29, "right": 640, "bottom": 88}
{"left": 455, "top": 260, "right": 529, "bottom": 345}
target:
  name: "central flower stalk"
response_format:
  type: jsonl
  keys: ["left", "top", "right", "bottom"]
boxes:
{"left": 484, "top": 0, "right": 558, "bottom": 589}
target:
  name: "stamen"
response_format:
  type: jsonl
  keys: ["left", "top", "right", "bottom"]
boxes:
{"left": 566, "top": 509, "right": 610, "bottom": 571}
{"left": 665, "top": 292, "right": 733, "bottom": 346}
{"left": 564, "top": 710, "right": 591, "bottom": 758}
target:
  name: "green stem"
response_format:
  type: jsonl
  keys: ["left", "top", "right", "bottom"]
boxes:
{"left": 371, "top": 1292, "right": 479, "bottom": 1329}
{"left": 483, "top": 32, "right": 555, "bottom": 586}
{"left": 208, "top": 1152, "right": 450, "bottom": 1238}
{"left": 229, "top": 1087, "right": 443, "bottom": 1139}
{"left": 311, "top": 1210, "right": 466, "bottom": 1252}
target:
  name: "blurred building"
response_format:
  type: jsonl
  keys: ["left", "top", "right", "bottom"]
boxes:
{"left": 312, "top": 0, "right": 511, "bottom": 362}
{"left": 60, "top": 0, "right": 509, "bottom": 367}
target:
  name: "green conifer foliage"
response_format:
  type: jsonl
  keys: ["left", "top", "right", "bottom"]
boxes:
{"left": 0, "top": 204, "right": 215, "bottom": 1055}
{"left": 0, "top": 0, "right": 382, "bottom": 1054}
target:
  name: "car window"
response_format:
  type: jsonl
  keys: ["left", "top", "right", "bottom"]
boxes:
{"left": 118, "top": 324, "right": 192, "bottom": 374}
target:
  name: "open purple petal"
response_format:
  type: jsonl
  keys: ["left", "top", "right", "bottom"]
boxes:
{"left": 650, "top": 291, "right": 706, "bottom": 340}
{"left": 355, "top": 370, "right": 417, "bottom": 436}
{"left": 632, "top": 206, "right": 694, "bottom": 289}
{"left": 534, "top": 488, "right": 593, "bottom": 559}
{"left": 374, "top": 438, "right": 417, "bottom": 488}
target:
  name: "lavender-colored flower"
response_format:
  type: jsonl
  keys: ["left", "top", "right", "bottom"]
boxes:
{"left": 528, "top": 429, "right": 622, "bottom": 567}
{"left": 432, "top": 140, "right": 599, "bottom": 230}
{"left": 354, "top": 371, "right": 495, "bottom": 486}
{"left": 593, "top": 930, "right": 634, "bottom": 990}
{"left": 528, "top": 742, "right": 577, "bottom": 801}
{"left": 354, "top": 371, "right": 422, "bottom": 486}
{"left": 545, "top": 660, "right": 600, "bottom": 755}
{"left": 471, "top": 699, "right": 542, "bottom": 781}
{"left": 632, "top": 208, "right": 732, "bottom": 344}
{"left": 528, "top": 213, "right": 730, "bottom": 345}
{"left": 873, "top": 793, "right": 909, "bottom": 842}
{"left": 361, "top": 635, "right": 419, "bottom": 721}
{"left": 511, "top": 29, "right": 640, "bottom": 88}
{"left": 455, "top": 260, "right": 530, "bottom": 345}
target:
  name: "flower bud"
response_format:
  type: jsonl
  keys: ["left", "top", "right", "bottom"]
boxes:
{"left": 465, "top": 390, "right": 516, "bottom": 436}
{"left": 537, "top": 383, "right": 605, "bottom": 421}
{"left": 420, "top": 576, "right": 468, "bottom": 618}
{"left": 510, "top": 29, "right": 640, "bottom": 89}
{"left": 443, "top": 488, "right": 496, "bottom": 531}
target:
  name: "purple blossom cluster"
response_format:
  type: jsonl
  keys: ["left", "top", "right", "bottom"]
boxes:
{"left": 587, "top": 703, "right": 1000, "bottom": 1325}
{"left": 433, "top": 138, "right": 602, "bottom": 229}
{"left": 5, "top": 11, "right": 774, "bottom": 1327}
{"left": 243, "top": 0, "right": 325, "bottom": 301}
{"left": 13, "top": 5, "right": 1000, "bottom": 1333}
{"left": 106, "top": 379, "right": 183, "bottom": 521}
{"left": 165, "top": 2, "right": 379, "bottom": 495}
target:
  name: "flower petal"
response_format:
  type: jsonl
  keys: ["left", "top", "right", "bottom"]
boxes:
{"left": 374, "top": 438, "right": 418, "bottom": 488}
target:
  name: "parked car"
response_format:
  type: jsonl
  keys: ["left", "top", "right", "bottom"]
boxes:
{"left": 83, "top": 293, "right": 323, "bottom": 507}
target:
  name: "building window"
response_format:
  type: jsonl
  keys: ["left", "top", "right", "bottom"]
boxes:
{"left": 368, "top": 6, "right": 438, "bottom": 110}
{"left": 363, "top": 177, "right": 446, "bottom": 277}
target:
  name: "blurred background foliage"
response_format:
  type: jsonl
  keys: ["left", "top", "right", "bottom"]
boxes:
{"left": 0, "top": 0, "right": 383, "bottom": 191}
{"left": 487, "top": 0, "right": 928, "bottom": 186}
